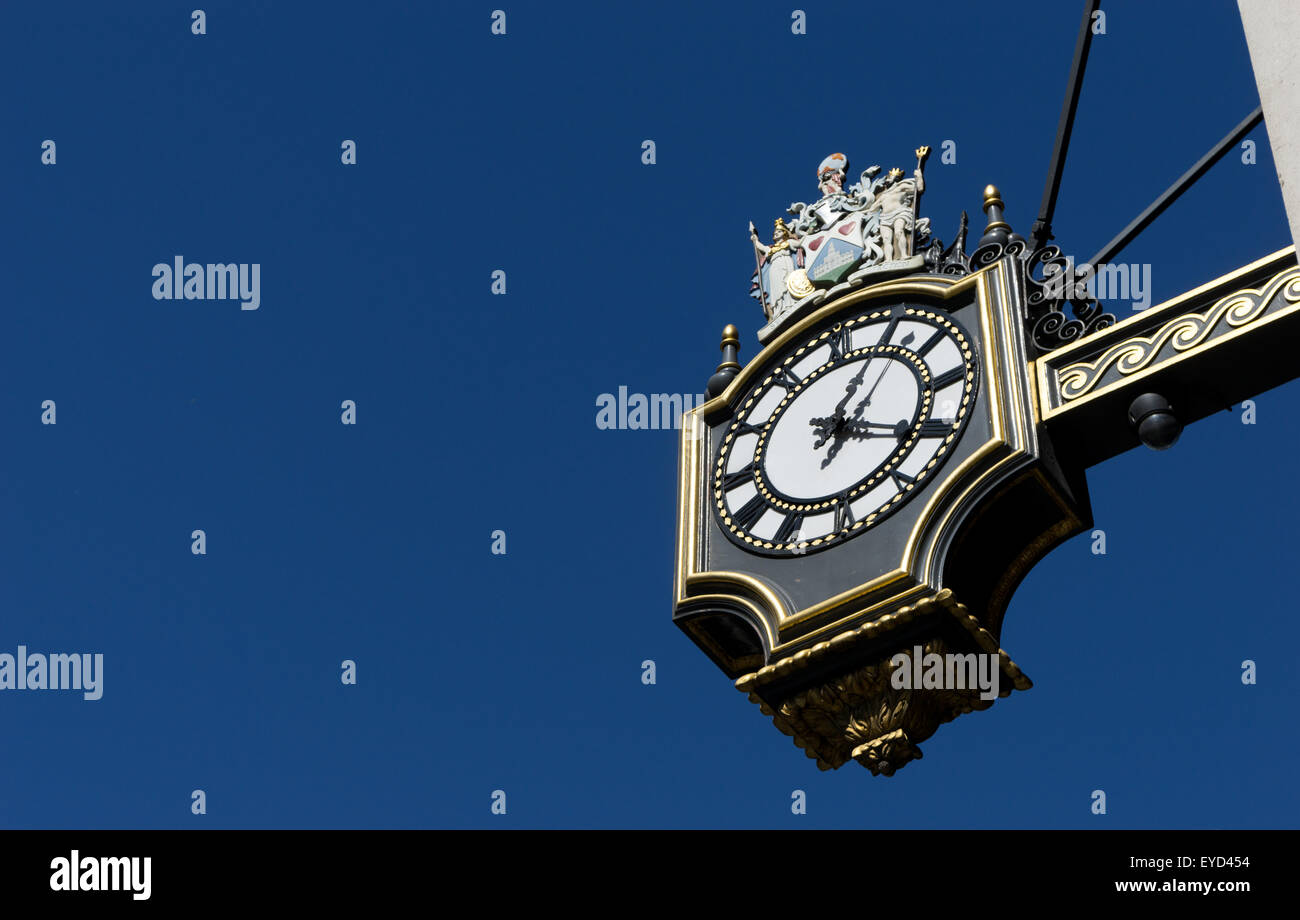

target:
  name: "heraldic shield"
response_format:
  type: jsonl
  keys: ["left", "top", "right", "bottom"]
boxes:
{"left": 805, "top": 214, "right": 873, "bottom": 286}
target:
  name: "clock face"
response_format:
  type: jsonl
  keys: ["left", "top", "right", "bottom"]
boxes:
{"left": 713, "top": 303, "right": 979, "bottom": 555}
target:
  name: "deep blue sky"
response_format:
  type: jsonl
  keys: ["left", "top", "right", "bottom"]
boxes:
{"left": 1, "top": 1, "right": 1295, "bottom": 828}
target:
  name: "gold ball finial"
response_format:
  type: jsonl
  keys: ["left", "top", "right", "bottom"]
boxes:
{"left": 711, "top": 323, "right": 743, "bottom": 384}
{"left": 979, "top": 184, "right": 1012, "bottom": 238}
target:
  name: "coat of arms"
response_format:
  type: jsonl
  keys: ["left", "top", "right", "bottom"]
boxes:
{"left": 750, "top": 149, "right": 933, "bottom": 342}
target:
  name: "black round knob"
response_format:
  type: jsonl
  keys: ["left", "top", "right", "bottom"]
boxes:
{"left": 1128, "top": 393, "right": 1182, "bottom": 451}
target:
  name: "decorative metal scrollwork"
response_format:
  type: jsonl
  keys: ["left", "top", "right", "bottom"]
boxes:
{"left": 922, "top": 211, "right": 1117, "bottom": 358}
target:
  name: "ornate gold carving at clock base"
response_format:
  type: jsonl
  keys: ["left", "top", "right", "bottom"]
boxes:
{"left": 734, "top": 590, "right": 1030, "bottom": 774}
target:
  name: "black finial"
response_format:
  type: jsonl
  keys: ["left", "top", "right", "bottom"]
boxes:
{"left": 706, "top": 325, "right": 741, "bottom": 399}
{"left": 977, "top": 185, "right": 1011, "bottom": 249}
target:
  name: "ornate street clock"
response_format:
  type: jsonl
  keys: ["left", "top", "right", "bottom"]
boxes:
{"left": 674, "top": 149, "right": 1300, "bottom": 776}
{"left": 675, "top": 155, "right": 1103, "bottom": 776}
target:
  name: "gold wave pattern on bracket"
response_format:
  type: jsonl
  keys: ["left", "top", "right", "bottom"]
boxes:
{"left": 1057, "top": 267, "right": 1300, "bottom": 401}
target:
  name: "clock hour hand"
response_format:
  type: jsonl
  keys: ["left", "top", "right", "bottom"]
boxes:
{"left": 815, "top": 333, "right": 915, "bottom": 460}
{"left": 810, "top": 353, "right": 876, "bottom": 448}
{"left": 817, "top": 353, "right": 874, "bottom": 439}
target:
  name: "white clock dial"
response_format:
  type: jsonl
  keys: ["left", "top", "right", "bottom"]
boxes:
{"left": 714, "top": 304, "right": 978, "bottom": 555}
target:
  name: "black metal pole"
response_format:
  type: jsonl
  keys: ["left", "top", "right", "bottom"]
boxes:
{"left": 1086, "top": 106, "right": 1264, "bottom": 268}
{"left": 1027, "top": 0, "right": 1101, "bottom": 253}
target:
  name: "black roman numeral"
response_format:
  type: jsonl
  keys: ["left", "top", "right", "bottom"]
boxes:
{"left": 827, "top": 325, "right": 853, "bottom": 360}
{"left": 773, "top": 513, "right": 804, "bottom": 544}
{"left": 930, "top": 366, "right": 965, "bottom": 390}
{"left": 874, "top": 311, "right": 902, "bottom": 352}
{"left": 776, "top": 365, "right": 802, "bottom": 389}
{"left": 731, "top": 493, "right": 768, "bottom": 530}
{"left": 918, "top": 419, "right": 953, "bottom": 437}
{"left": 834, "top": 499, "right": 855, "bottom": 532}
{"left": 720, "top": 463, "right": 756, "bottom": 491}
{"left": 890, "top": 469, "right": 916, "bottom": 489}
{"left": 915, "top": 328, "right": 944, "bottom": 357}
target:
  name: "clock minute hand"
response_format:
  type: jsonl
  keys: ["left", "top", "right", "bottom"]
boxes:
{"left": 830, "top": 360, "right": 871, "bottom": 419}
{"left": 851, "top": 331, "right": 916, "bottom": 419}
{"left": 818, "top": 330, "right": 916, "bottom": 462}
